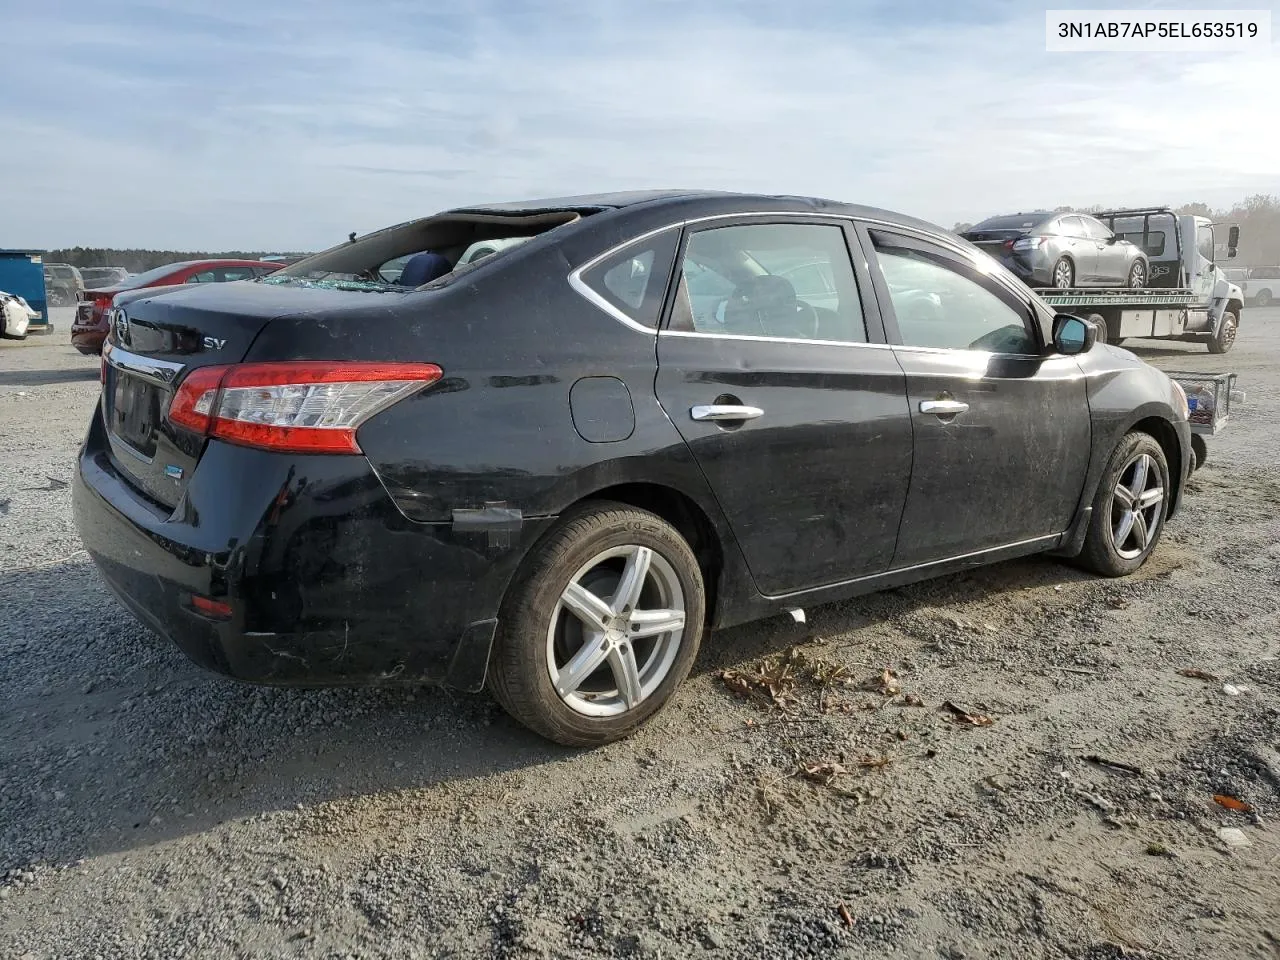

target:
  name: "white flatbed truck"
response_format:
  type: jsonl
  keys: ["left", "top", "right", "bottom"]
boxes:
{"left": 1033, "top": 207, "right": 1245, "bottom": 355}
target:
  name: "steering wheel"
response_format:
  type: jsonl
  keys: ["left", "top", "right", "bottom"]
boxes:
{"left": 769, "top": 301, "right": 820, "bottom": 340}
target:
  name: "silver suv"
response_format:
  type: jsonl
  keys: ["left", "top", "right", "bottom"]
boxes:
{"left": 962, "top": 211, "right": 1149, "bottom": 289}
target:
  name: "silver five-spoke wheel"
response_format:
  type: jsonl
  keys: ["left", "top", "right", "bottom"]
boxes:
{"left": 1109, "top": 452, "right": 1164, "bottom": 560}
{"left": 547, "top": 545, "right": 687, "bottom": 717}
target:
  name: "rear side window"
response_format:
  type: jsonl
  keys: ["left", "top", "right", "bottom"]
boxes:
{"left": 576, "top": 229, "right": 678, "bottom": 329}
{"left": 1060, "top": 216, "right": 1087, "bottom": 238}
{"left": 669, "top": 222, "right": 867, "bottom": 343}
{"left": 221, "top": 267, "right": 256, "bottom": 282}
{"left": 186, "top": 271, "right": 216, "bottom": 284}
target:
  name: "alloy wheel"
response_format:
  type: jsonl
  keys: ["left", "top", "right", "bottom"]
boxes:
{"left": 1054, "top": 260, "right": 1073, "bottom": 288}
{"left": 1128, "top": 261, "right": 1146, "bottom": 287}
{"left": 546, "top": 544, "right": 687, "bottom": 718}
{"left": 1109, "top": 453, "right": 1164, "bottom": 560}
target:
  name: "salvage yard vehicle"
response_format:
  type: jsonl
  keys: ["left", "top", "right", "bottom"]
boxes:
{"left": 1034, "top": 207, "right": 1246, "bottom": 354}
{"left": 43, "top": 262, "right": 84, "bottom": 306}
{"left": 80, "top": 266, "right": 131, "bottom": 290}
{"left": 75, "top": 190, "right": 1205, "bottom": 747}
{"left": 71, "top": 259, "right": 282, "bottom": 355}
{"left": 1, "top": 288, "right": 40, "bottom": 339}
{"left": 1224, "top": 265, "right": 1279, "bottom": 307}
{"left": 961, "top": 211, "right": 1149, "bottom": 288}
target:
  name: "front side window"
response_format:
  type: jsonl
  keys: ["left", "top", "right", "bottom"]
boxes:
{"left": 576, "top": 229, "right": 678, "bottom": 328}
{"left": 1082, "top": 217, "right": 1112, "bottom": 241}
{"left": 220, "top": 267, "right": 256, "bottom": 282}
{"left": 871, "top": 233, "right": 1038, "bottom": 355}
{"left": 1197, "top": 226, "right": 1215, "bottom": 262}
{"left": 669, "top": 222, "right": 867, "bottom": 343}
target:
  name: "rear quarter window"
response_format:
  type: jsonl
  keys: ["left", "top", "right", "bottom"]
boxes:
{"left": 575, "top": 229, "right": 679, "bottom": 329}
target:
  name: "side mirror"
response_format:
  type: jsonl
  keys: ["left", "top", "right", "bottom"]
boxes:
{"left": 1106, "top": 235, "right": 1118, "bottom": 244}
{"left": 1227, "top": 225, "right": 1240, "bottom": 259}
{"left": 1052, "top": 314, "right": 1096, "bottom": 355}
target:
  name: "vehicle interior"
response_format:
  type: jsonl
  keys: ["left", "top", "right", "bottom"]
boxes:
{"left": 273, "top": 211, "right": 583, "bottom": 289}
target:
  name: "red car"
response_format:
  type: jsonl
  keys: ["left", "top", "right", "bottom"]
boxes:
{"left": 71, "top": 259, "right": 281, "bottom": 355}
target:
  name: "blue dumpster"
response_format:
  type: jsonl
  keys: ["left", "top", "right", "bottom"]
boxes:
{"left": 0, "top": 249, "right": 51, "bottom": 333}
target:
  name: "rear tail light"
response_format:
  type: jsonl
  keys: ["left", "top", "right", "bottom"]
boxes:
{"left": 167, "top": 361, "right": 442, "bottom": 454}
{"left": 91, "top": 293, "right": 114, "bottom": 321}
{"left": 1011, "top": 237, "right": 1047, "bottom": 252}
{"left": 189, "top": 594, "right": 233, "bottom": 620}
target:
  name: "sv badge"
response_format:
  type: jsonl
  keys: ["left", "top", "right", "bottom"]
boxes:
{"left": 202, "top": 336, "right": 227, "bottom": 350}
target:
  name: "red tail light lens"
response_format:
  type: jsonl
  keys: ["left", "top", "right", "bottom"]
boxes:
{"left": 167, "top": 361, "right": 442, "bottom": 454}
{"left": 190, "top": 594, "right": 233, "bottom": 620}
{"left": 91, "top": 293, "right": 114, "bottom": 322}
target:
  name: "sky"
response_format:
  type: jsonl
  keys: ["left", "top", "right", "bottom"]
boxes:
{"left": 1, "top": 0, "right": 1278, "bottom": 250}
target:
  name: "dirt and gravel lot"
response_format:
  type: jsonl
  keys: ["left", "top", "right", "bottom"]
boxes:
{"left": 2, "top": 307, "right": 1278, "bottom": 960}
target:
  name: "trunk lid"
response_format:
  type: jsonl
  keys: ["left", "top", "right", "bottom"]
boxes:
{"left": 103, "top": 280, "right": 409, "bottom": 510}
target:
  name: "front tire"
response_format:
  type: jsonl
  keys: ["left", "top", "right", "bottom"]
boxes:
{"left": 1207, "top": 310, "right": 1238, "bottom": 354}
{"left": 1077, "top": 433, "right": 1170, "bottom": 577}
{"left": 1255, "top": 289, "right": 1271, "bottom": 308}
{"left": 488, "top": 502, "right": 705, "bottom": 746}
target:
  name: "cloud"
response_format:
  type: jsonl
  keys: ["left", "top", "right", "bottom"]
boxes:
{"left": 0, "top": 0, "right": 1276, "bottom": 248}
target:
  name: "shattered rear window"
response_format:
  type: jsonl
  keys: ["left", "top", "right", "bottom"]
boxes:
{"left": 261, "top": 275, "right": 407, "bottom": 293}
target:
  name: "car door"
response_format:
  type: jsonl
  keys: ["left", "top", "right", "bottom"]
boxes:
{"left": 860, "top": 225, "right": 1091, "bottom": 568}
{"left": 654, "top": 218, "right": 914, "bottom": 596}
{"left": 1060, "top": 216, "right": 1097, "bottom": 283}
{"left": 1083, "top": 216, "right": 1125, "bottom": 283}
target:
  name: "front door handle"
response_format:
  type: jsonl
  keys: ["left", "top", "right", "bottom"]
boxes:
{"left": 919, "top": 399, "right": 969, "bottom": 416}
{"left": 691, "top": 404, "right": 764, "bottom": 422}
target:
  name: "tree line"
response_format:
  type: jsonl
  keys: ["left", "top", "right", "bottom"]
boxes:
{"left": 953, "top": 194, "right": 1280, "bottom": 266}
{"left": 43, "top": 248, "right": 312, "bottom": 273}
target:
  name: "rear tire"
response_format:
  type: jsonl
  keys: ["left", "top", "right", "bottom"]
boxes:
{"left": 1256, "top": 289, "right": 1271, "bottom": 308}
{"left": 1207, "top": 310, "right": 1238, "bottom": 354}
{"left": 1052, "top": 257, "right": 1074, "bottom": 289}
{"left": 487, "top": 502, "right": 705, "bottom": 747}
{"left": 1077, "top": 432, "right": 1170, "bottom": 578}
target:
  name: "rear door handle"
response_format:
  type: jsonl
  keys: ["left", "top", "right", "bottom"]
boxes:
{"left": 690, "top": 404, "right": 764, "bottom": 422}
{"left": 919, "top": 399, "right": 969, "bottom": 416}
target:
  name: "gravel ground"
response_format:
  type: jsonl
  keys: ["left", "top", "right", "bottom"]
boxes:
{"left": 2, "top": 307, "right": 1278, "bottom": 959}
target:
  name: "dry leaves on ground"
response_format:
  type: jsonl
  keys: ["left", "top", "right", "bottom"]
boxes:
{"left": 1177, "top": 668, "right": 1221, "bottom": 683}
{"left": 941, "top": 701, "right": 994, "bottom": 727}
{"left": 1213, "top": 794, "right": 1254, "bottom": 813}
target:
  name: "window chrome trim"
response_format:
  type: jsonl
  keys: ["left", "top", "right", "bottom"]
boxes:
{"left": 566, "top": 209, "right": 1045, "bottom": 336}
{"left": 567, "top": 224, "right": 681, "bottom": 334}
{"left": 105, "top": 343, "right": 185, "bottom": 387}
{"left": 660, "top": 329, "right": 891, "bottom": 350}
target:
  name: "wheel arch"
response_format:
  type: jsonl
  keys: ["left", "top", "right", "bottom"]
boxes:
{"left": 1127, "top": 414, "right": 1185, "bottom": 516}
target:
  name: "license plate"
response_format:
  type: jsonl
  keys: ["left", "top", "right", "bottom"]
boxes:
{"left": 109, "top": 371, "right": 162, "bottom": 458}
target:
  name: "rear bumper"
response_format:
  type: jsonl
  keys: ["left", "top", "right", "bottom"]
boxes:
{"left": 73, "top": 403, "right": 553, "bottom": 690}
{"left": 70, "top": 313, "right": 108, "bottom": 355}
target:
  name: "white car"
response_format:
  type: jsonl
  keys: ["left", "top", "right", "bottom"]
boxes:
{"left": 1225, "top": 266, "right": 1280, "bottom": 307}
{"left": 1, "top": 289, "right": 39, "bottom": 340}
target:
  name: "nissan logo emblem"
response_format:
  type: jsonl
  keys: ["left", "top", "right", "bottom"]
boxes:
{"left": 113, "top": 308, "right": 128, "bottom": 341}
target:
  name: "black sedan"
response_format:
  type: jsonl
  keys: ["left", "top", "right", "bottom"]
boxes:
{"left": 74, "top": 190, "right": 1194, "bottom": 746}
